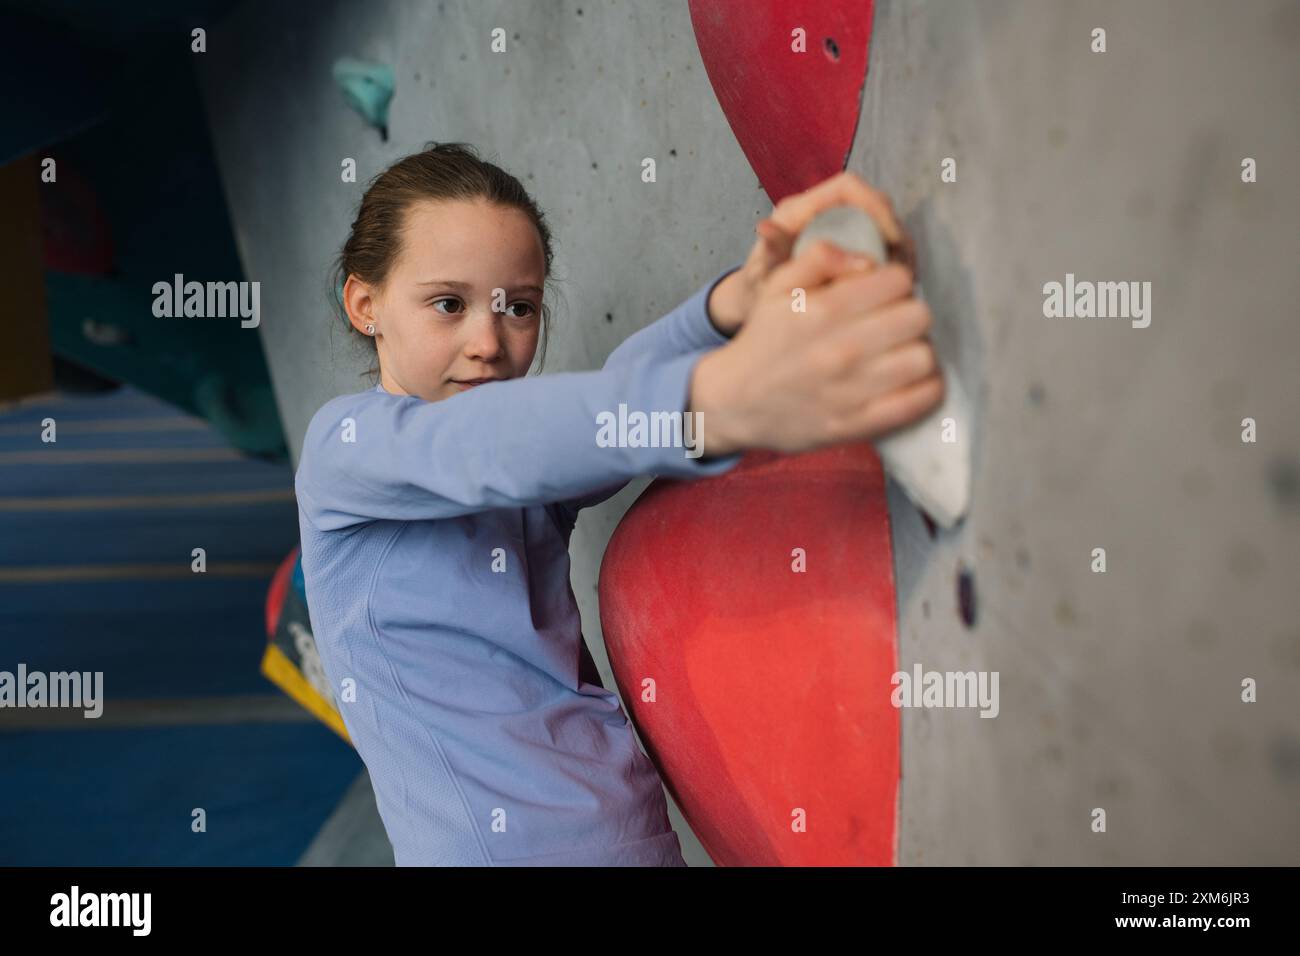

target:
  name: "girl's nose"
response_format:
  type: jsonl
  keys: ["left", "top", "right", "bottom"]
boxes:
{"left": 463, "top": 310, "right": 504, "bottom": 361}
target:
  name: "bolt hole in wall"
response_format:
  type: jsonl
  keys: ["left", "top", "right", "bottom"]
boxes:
{"left": 957, "top": 564, "right": 978, "bottom": 630}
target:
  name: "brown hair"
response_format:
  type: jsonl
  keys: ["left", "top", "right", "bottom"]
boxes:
{"left": 330, "top": 142, "right": 557, "bottom": 381}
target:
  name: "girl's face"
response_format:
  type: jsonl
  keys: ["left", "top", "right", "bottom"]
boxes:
{"left": 345, "top": 197, "right": 546, "bottom": 402}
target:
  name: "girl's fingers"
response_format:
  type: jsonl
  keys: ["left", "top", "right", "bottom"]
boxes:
{"left": 771, "top": 171, "right": 904, "bottom": 245}
{"left": 851, "top": 297, "right": 933, "bottom": 355}
{"left": 810, "top": 263, "right": 915, "bottom": 324}
{"left": 858, "top": 373, "right": 946, "bottom": 438}
{"left": 741, "top": 218, "right": 795, "bottom": 281}
{"left": 857, "top": 339, "right": 938, "bottom": 400}
{"left": 765, "top": 238, "right": 875, "bottom": 303}
{"left": 754, "top": 217, "right": 790, "bottom": 254}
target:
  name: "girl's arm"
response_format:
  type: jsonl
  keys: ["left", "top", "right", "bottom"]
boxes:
{"left": 545, "top": 263, "right": 743, "bottom": 525}
{"left": 296, "top": 348, "right": 741, "bottom": 532}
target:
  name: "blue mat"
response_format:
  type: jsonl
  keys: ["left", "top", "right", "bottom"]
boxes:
{"left": 0, "top": 724, "right": 360, "bottom": 865}
{"left": 0, "top": 384, "right": 361, "bottom": 864}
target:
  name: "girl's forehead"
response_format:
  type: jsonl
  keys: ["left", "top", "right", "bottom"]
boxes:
{"left": 397, "top": 200, "right": 546, "bottom": 280}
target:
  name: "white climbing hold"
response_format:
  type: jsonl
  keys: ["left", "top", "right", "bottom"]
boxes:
{"left": 791, "top": 203, "right": 972, "bottom": 528}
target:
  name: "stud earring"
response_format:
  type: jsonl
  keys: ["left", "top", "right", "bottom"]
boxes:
{"left": 365, "top": 324, "right": 375, "bottom": 335}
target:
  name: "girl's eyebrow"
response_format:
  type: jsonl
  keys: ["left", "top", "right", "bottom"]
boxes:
{"left": 417, "top": 279, "right": 543, "bottom": 295}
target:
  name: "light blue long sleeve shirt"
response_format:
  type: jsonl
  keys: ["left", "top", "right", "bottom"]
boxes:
{"left": 295, "top": 264, "right": 742, "bottom": 865}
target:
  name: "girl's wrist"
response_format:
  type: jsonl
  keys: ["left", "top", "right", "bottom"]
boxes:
{"left": 705, "top": 269, "right": 751, "bottom": 337}
{"left": 688, "top": 348, "right": 749, "bottom": 458}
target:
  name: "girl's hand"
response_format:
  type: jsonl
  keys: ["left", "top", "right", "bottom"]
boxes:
{"left": 689, "top": 238, "right": 944, "bottom": 456}
{"left": 707, "top": 171, "right": 917, "bottom": 334}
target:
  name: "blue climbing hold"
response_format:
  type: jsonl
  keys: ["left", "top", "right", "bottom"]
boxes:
{"left": 291, "top": 550, "right": 307, "bottom": 604}
{"left": 332, "top": 57, "right": 395, "bottom": 140}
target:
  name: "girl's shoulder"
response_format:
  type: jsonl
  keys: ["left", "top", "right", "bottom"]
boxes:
{"left": 302, "top": 384, "right": 392, "bottom": 449}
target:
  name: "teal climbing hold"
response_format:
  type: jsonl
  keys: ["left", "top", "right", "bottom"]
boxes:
{"left": 331, "top": 57, "right": 395, "bottom": 140}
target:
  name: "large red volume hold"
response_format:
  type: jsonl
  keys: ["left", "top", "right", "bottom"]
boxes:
{"left": 688, "top": 0, "right": 875, "bottom": 203}
{"left": 598, "top": 444, "right": 899, "bottom": 865}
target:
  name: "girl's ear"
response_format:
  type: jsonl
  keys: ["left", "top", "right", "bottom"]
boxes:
{"left": 342, "top": 274, "right": 377, "bottom": 334}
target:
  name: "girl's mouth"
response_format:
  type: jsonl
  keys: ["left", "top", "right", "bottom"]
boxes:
{"left": 451, "top": 378, "right": 500, "bottom": 390}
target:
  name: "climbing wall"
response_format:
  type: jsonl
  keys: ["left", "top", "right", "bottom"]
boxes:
{"left": 860, "top": 0, "right": 1300, "bottom": 863}
{"left": 196, "top": 0, "right": 1299, "bottom": 864}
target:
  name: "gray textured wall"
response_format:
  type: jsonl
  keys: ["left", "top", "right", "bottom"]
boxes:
{"left": 198, "top": 0, "right": 1299, "bottom": 865}
{"left": 865, "top": 0, "right": 1300, "bottom": 863}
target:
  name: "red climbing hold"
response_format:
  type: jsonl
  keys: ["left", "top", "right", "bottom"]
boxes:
{"left": 599, "top": 443, "right": 899, "bottom": 865}
{"left": 688, "top": 0, "right": 875, "bottom": 203}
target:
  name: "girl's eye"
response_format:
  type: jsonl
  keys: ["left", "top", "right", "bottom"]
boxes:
{"left": 428, "top": 297, "right": 536, "bottom": 318}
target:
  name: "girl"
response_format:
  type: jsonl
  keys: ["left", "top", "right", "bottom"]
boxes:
{"left": 296, "top": 142, "right": 941, "bottom": 866}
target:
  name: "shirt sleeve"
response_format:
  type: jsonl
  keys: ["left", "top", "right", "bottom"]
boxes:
{"left": 545, "top": 263, "right": 745, "bottom": 525}
{"left": 296, "top": 348, "right": 743, "bottom": 531}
